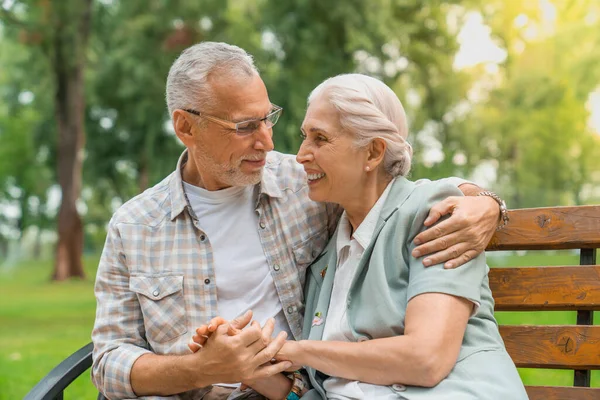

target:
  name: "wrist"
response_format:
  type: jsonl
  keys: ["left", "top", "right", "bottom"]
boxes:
{"left": 482, "top": 196, "right": 501, "bottom": 219}
{"left": 285, "top": 370, "right": 309, "bottom": 400}
{"left": 477, "top": 190, "right": 509, "bottom": 230}
{"left": 287, "top": 340, "right": 306, "bottom": 366}
{"left": 245, "top": 373, "right": 292, "bottom": 400}
{"left": 181, "top": 353, "right": 210, "bottom": 389}
{"left": 282, "top": 376, "right": 295, "bottom": 399}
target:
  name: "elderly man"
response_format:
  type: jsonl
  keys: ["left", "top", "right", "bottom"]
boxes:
{"left": 92, "top": 42, "right": 506, "bottom": 400}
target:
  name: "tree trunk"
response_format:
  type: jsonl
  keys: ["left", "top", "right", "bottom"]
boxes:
{"left": 52, "top": 0, "right": 92, "bottom": 281}
{"left": 53, "top": 53, "right": 86, "bottom": 280}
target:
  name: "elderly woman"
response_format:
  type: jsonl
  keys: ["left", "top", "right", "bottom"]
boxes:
{"left": 272, "top": 73, "right": 528, "bottom": 399}
{"left": 194, "top": 74, "right": 527, "bottom": 400}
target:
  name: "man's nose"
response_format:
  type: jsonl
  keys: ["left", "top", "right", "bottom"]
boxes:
{"left": 253, "top": 123, "right": 274, "bottom": 151}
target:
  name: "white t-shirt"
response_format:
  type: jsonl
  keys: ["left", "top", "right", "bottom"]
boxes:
{"left": 183, "top": 182, "right": 293, "bottom": 338}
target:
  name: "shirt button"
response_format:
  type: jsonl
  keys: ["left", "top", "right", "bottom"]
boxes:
{"left": 204, "top": 279, "right": 211, "bottom": 285}
{"left": 273, "top": 264, "right": 280, "bottom": 271}
{"left": 357, "top": 336, "right": 369, "bottom": 342}
{"left": 287, "top": 306, "right": 296, "bottom": 314}
{"left": 259, "top": 222, "right": 266, "bottom": 229}
{"left": 152, "top": 290, "right": 160, "bottom": 297}
{"left": 392, "top": 383, "right": 406, "bottom": 392}
{"left": 199, "top": 234, "right": 206, "bottom": 242}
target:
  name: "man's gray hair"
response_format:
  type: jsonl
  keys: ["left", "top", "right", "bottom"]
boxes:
{"left": 308, "top": 73, "right": 413, "bottom": 177}
{"left": 166, "top": 42, "right": 259, "bottom": 116}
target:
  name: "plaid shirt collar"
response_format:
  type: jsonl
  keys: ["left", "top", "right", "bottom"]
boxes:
{"left": 169, "top": 150, "right": 284, "bottom": 221}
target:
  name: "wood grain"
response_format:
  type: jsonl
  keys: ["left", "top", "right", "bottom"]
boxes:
{"left": 526, "top": 386, "right": 600, "bottom": 400}
{"left": 490, "top": 266, "right": 600, "bottom": 311}
{"left": 499, "top": 325, "right": 600, "bottom": 369}
{"left": 486, "top": 205, "right": 600, "bottom": 251}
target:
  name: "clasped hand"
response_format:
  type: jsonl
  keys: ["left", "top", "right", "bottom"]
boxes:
{"left": 188, "top": 310, "right": 294, "bottom": 385}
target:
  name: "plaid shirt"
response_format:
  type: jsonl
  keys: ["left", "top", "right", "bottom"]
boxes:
{"left": 92, "top": 150, "right": 340, "bottom": 399}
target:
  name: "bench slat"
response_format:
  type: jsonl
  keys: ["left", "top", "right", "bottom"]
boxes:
{"left": 500, "top": 325, "right": 600, "bottom": 369}
{"left": 526, "top": 385, "right": 600, "bottom": 400}
{"left": 490, "top": 266, "right": 600, "bottom": 311}
{"left": 486, "top": 205, "right": 600, "bottom": 251}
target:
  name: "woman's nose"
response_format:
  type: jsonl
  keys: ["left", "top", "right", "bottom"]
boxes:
{"left": 296, "top": 141, "right": 313, "bottom": 164}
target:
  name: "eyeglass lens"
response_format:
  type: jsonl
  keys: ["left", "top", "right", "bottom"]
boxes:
{"left": 236, "top": 109, "right": 281, "bottom": 135}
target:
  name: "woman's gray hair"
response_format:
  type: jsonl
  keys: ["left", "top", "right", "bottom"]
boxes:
{"left": 166, "top": 42, "right": 258, "bottom": 116}
{"left": 308, "top": 73, "right": 413, "bottom": 177}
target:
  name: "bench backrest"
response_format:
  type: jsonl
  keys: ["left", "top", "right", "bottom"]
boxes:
{"left": 486, "top": 205, "right": 600, "bottom": 400}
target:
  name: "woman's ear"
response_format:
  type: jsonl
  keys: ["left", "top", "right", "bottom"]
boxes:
{"left": 366, "top": 138, "right": 387, "bottom": 169}
{"left": 172, "top": 110, "right": 195, "bottom": 147}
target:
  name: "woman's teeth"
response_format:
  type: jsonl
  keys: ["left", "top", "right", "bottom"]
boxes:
{"left": 308, "top": 173, "right": 325, "bottom": 181}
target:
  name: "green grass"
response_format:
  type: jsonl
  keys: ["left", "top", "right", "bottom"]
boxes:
{"left": 0, "top": 257, "right": 100, "bottom": 399}
{"left": 0, "top": 251, "right": 597, "bottom": 398}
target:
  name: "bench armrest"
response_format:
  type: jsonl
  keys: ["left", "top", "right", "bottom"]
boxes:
{"left": 24, "top": 341, "right": 105, "bottom": 400}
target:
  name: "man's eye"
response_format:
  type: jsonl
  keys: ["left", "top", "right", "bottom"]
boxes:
{"left": 238, "top": 121, "right": 260, "bottom": 132}
{"left": 300, "top": 131, "right": 307, "bottom": 140}
{"left": 316, "top": 135, "right": 327, "bottom": 142}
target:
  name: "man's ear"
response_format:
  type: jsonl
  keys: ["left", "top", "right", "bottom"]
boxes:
{"left": 172, "top": 110, "right": 195, "bottom": 147}
{"left": 367, "top": 138, "right": 387, "bottom": 169}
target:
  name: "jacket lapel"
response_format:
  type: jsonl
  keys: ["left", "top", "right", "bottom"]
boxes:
{"left": 307, "top": 231, "right": 339, "bottom": 341}
{"left": 346, "top": 177, "right": 418, "bottom": 337}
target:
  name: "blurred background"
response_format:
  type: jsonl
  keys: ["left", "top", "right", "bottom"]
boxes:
{"left": 1, "top": 0, "right": 599, "bottom": 398}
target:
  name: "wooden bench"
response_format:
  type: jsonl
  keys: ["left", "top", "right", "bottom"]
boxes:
{"left": 487, "top": 205, "right": 600, "bottom": 400}
{"left": 26, "top": 205, "right": 600, "bottom": 399}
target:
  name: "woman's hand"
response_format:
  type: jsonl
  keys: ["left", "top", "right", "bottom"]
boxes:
{"left": 188, "top": 314, "right": 296, "bottom": 399}
{"left": 274, "top": 340, "right": 302, "bottom": 366}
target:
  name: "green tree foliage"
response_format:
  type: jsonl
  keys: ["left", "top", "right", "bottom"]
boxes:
{"left": 0, "top": 10, "right": 54, "bottom": 248}
{"left": 467, "top": 0, "right": 600, "bottom": 207}
{"left": 1, "top": 0, "right": 599, "bottom": 269}
{"left": 1, "top": 0, "right": 94, "bottom": 279}
{"left": 261, "top": 0, "right": 477, "bottom": 162}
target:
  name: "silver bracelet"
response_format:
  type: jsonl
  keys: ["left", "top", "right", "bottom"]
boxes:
{"left": 477, "top": 191, "right": 509, "bottom": 230}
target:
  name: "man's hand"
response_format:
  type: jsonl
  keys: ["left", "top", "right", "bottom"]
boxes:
{"left": 188, "top": 317, "right": 292, "bottom": 386}
{"left": 412, "top": 195, "right": 499, "bottom": 269}
{"left": 188, "top": 311, "right": 252, "bottom": 352}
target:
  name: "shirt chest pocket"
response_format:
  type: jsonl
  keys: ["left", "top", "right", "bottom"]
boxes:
{"left": 130, "top": 275, "right": 188, "bottom": 344}
{"left": 292, "top": 229, "right": 329, "bottom": 268}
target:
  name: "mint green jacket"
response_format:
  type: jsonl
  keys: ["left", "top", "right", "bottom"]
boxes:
{"left": 301, "top": 178, "right": 528, "bottom": 400}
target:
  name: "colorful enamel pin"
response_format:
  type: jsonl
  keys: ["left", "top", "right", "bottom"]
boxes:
{"left": 312, "top": 311, "right": 324, "bottom": 327}
{"left": 320, "top": 265, "right": 328, "bottom": 278}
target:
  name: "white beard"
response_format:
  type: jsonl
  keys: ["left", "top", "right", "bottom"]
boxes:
{"left": 195, "top": 150, "right": 264, "bottom": 188}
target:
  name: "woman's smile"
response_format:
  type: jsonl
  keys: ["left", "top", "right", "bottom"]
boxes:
{"left": 306, "top": 171, "right": 326, "bottom": 184}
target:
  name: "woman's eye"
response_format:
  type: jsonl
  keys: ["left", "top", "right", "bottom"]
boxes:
{"left": 300, "top": 131, "right": 307, "bottom": 140}
{"left": 317, "top": 135, "right": 327, "bottom": 142}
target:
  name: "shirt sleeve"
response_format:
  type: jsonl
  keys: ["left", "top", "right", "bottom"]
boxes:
{"left": 414, "top": 176, "right": 473, "bottom": 189}
{"left": 404, "top": 181, "right": 487, "bottom": 307}
{"left": 436, "top": 176, "right": 472, "bottom": 188}
{"left": 91, "top": 218, "right": 152, "bottom": 399}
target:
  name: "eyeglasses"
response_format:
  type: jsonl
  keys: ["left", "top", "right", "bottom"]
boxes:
{"left": 184, "top": 104, "right": 283, "bottom": 136}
